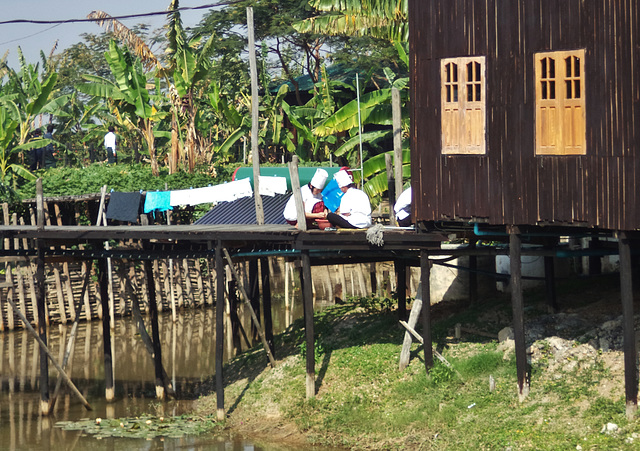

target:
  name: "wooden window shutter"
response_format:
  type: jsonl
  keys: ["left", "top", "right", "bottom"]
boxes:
{"left": 441, "top": 57, "right": 486, "bottom": 155}
{"left": 535, "top": 49, "right": 586, "bottom": 155}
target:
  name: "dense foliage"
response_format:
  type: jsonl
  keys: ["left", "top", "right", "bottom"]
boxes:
{"left": 0, "top": 0, "right": 410, "bottom": 208}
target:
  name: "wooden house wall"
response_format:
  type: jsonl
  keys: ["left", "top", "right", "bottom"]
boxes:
{"left": 410, "top": 0, "right": 640, "bottom": 230}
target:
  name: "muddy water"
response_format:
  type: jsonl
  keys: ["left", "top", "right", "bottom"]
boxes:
{"left": 0, "top": 297, "right": 332, "bottom": 450}
{"left": 0, "top": 261, "right": 396, "bottom": 450}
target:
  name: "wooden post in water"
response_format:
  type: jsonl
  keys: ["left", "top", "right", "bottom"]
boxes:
{"left": 301, "top": 251, "right": 315, "bottom": 398}
{"left": 97, "top": 256, "right": 115, "bottom": 401}
{"left": 215, "top": 241, "right": 226, "bottom": 420}
{"left": 144, "top": 257, "right": 165, "bottom": 400}
{"left": 420, "top": 251, "right": 433, "bottom": 371}
{"left": 508, "top": 226, "right": 529, "bottom": 401}
{"left": 35, "top": 179, "right": 49, "bottom": 414}
{"left": 619, "top": 231, "right": 637, "bottom": 419}
{"left": 261, "top": 257, "right": 275, "bottom": 359}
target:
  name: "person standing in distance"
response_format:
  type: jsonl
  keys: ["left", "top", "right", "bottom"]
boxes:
{"left": 104, "top": 125, "right": 117, "bottom": 164}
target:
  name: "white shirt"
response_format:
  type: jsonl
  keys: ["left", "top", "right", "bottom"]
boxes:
{"left": 283, "top": 184, "right": 322, "bottom": 222}
{"left": 394, "top": 187, "right": 412, "bottom": 220}
{"left": 104, "top": 131, "right": 116, "bottom": 153}
{"left": 339, "top": 187, "right": 372, "bottom": 228}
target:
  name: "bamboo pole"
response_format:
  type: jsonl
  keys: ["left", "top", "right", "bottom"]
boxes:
{"left": 223, "top": 249, "right": 276, "bottom": 368}
{"left": 399, "top": 320, "right": 463, "bottom": 380}
{"left": 247, "top": 6, "right": 264, "bottom": 225}
{"left": 47, "top": 265, "right": 92, "bottom": 414}
{"left": 6, "top": 285, "right": 92, "bottom": 411}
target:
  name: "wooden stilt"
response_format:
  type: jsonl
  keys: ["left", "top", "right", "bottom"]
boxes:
{"left": 260, "top": 257, "right": 275, "bottom": 359}
{"left": 619, "top": 231, "right": 637, "bottom": 419}
{"left": 509, "top": 226, "right": 529, "bottom": 401}
{"left": 468, "top": 241, "right": 478, "bottom": 305}
{"left": 222, "top": 250, "right": 276, "bottom": 367}
{"left": 35, "top": 179, "right": 49, "bottom": 414}
{"left": 215, "top": 241, "right": 226, "bottom": 421}
{"left": 97, "top": 257, "right": 114, "bottom": 402}
{"left": 420, "top": 251, "right": 433, "bottom": 371}
{"left": 369, "top": 262, "right": 378, "bottom": 295}
{"left": 143, "top": 258, "right": 166, "bottom": 400}
{"left": 301, "top": 251, "right": 315, "bottom": 398}
{"left": 395, "top": 260, "right": 407, "bottom": 320}
{"left": 36, "top": 240, "right": 49, "bottom": 414}
{"left": 544, "top": 256, "right": 557, "bottom": 313}
{"left": 248, "top": 259, "right": 260, "bottom": 341}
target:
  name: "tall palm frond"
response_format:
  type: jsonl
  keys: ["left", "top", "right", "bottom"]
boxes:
{"left": 87, "top": 10, "right": 161, "bottom": 71}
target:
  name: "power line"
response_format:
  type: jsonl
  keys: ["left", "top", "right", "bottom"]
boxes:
{"left": 0, "top": 24, "right": 62, "bottom": 46}
{"left": 0, "top": 1, "right": 240, "bottom": 26}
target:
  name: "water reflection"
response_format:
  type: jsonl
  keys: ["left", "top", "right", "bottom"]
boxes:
{"left": 0, "top": 261, "right": 397, "bottom": 450}
{"left": 0, "top": 296, "right": 308, "bottom": 450}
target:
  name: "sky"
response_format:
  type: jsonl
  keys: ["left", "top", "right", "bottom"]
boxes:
{"left": 0, "top": 1, "right": 213, "bottom": 68}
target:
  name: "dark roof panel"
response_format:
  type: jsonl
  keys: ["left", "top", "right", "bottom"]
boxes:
{"left": 195, "top": 194, "right": 291, "bottom": 225}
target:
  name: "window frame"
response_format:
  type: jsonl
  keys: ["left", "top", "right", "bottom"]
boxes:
{"left": 440, "top": 56, "right": 487, "bottom": 155}
{"left": 534, "top": 49, "right": 587, "bottom": 156}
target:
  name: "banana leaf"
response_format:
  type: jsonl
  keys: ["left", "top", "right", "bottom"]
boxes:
{"left": 334, "top": 130, "right": 391, "bottom": 157}
{"left": 314, "top": 89, "right": 392, "bottom": 136}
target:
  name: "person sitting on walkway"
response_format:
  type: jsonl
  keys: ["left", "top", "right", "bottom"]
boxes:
{"left": 327, "top": 170, "right": 372, "bottom": 229}
{"left": 394, "top": 186, "right": 412, "bottom": 227}
{"left": 283, "top": 168, "right": 329, "bottom": 227}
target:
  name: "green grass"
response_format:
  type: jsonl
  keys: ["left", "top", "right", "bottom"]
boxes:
{"left": 195, "top": 298, "right": 640, "bottom": 450}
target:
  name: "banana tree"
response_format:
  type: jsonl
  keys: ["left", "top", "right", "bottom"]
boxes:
{"left": 0, "top": 107, "right": 35, "bottom": 201}
{"left": 294, "top": 0, "right": 408, "bottom": 42}
{"left": 77, "top": 40, "right": 166, "bottom": 175}
{"left": 0, "top": 51, "right": 59, "bottom": 162}
{"left": 165, "top": 0, "right": 216, "bottom": 172}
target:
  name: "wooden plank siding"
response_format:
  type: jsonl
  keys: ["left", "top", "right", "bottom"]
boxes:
{"left": 410, "top": 0, "right": 640, "bottom": 230}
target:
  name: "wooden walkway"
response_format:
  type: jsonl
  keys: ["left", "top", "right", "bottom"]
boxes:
{"left": 0, "top": 218, "right": 446, "bottom": 417}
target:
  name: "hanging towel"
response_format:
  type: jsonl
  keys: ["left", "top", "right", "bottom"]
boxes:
{"left": 105, "top": 191, "right": 142, "bottom": 223}
{"left": 169, "top": 178, "right": 253, "bottom": 206}
{"left": 259, "top": 176, "right": 288, "bottom": 196}
{"left": 144, "top": 191, "right": 172, "bottom": 213}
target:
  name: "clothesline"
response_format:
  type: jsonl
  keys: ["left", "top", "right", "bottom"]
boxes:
{"left": 105, "top": 176, "right": 289, "bottom": 223}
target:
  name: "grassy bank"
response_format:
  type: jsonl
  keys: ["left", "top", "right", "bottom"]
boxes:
{"left": 195, "top": 289, "right": 639, "bottom": 450}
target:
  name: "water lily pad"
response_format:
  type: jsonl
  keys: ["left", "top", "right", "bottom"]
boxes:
{"left": 55, "top": 415, "right": 220, "bottom": 440}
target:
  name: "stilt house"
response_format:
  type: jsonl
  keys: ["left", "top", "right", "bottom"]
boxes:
{"left": 409, "top": 0, "right": 639, "bottom": 231}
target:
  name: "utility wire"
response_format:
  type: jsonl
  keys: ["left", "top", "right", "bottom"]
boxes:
{"left": 0, "top": 1, "right": 240, "bottom": 26}
{"left": 0, "top": 24, "right": 62, "bottom": 46}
